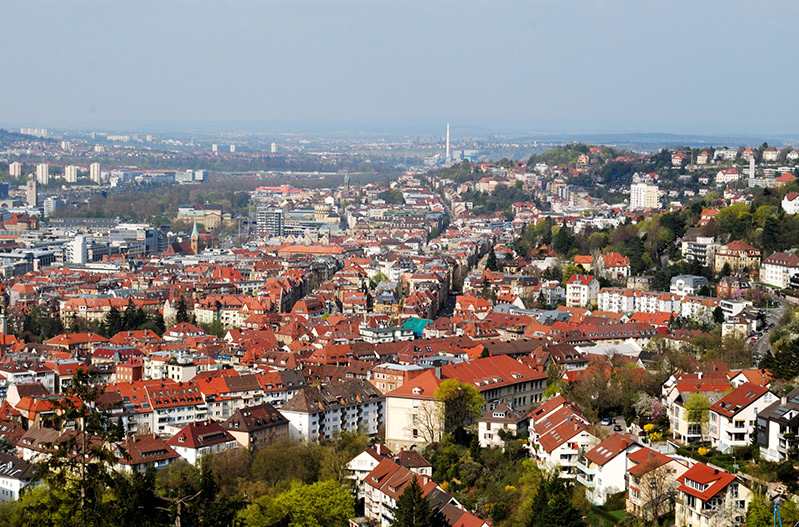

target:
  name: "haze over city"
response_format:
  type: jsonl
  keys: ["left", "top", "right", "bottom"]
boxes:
{"left": 3, "top": 0, "right": 798, "bottom": 135}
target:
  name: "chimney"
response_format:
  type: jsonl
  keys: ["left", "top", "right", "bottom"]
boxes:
{"left": 434, "top": 367, "right": 441, "bottom": 379}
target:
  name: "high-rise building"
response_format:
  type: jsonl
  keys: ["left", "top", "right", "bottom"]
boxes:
{"left": 25, "top": 180, "right": 37, "bottom": 207}
{"left": 630, "top": 182, "right": 659, "bottom": 210}
{"left": 256, "top": 207, "right": 285, "bottom": 238}
{"left": 8, "top": 162, "right": 22, "bottom": 178}
{"left": 68, "top": 235, "right": 88, "bottom": 264}
{"left": 90, "top": 162, "right": 101, "bottom": 184}
{"left": 270, "top": 142, "right": 277, "bottom": 153}
{"left": 43, "top": 197, "right": 66, "bottom": 217}
{"left": 36, "top": 163, "right": 49, "bottom": 185}
{"left": 64, "top": 165, "right": 79, "bottom": 183}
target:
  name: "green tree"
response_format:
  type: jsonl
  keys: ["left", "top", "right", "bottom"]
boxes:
{"left": 27, "top": 370, "right": 123, "bottom": 527}
{"left": 176, "top": 296, "right": 190, "bottom": 324}
{"left": 525, "top": 475, "right": 585, "bottom": 527}
{"left": 103, "top": 306, "right": 123, "bottom": 337}
{"left": 434, "top": 379, "right": 485, "bottom": 433}
{"left": 745, "top": 496, "right": 771, "bottom": 527}
{"left": 391, "top": 475, "right": 449, "bottom": 527}
{"left": 760, "top": 337, "right": 799, "bottom": 380}
{"left": 553, "top": 225, "right": 576, "bottom": 255}
{"left": 684, "top": 393, "right": 711, "bottom": 445}
{"left": 486, "top": 247, "right": 499, "bottom": 271}
{"left": 239, "top": 480, "right": 354, "bottom": 527}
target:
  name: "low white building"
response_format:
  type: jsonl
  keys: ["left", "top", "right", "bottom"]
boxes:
{"left": 0, "top": 452, "right": 34, "bottom": 501}
{"left": 167, "top": 420, "right": 238, "bottom": 465}
{"left": 782, "top": 192, "right": 799, "bottom": 215}
{"left": 675, "top": 463, "right": 751, "bottom": 527}
{"left": 477, "top": 403, "right": 528, "bottom": 448}
{"left": 577, "top": 433, "right": 640, "bottom": 506}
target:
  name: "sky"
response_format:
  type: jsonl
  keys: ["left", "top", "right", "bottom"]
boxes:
{"left": 1, "top": 0, "right": 798, "bottom": 135}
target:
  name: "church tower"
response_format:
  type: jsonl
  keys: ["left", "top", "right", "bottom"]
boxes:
{"left": 190, "top": 219, "right": 200, "bottom": 254}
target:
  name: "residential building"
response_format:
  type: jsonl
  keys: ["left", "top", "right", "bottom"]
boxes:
{"left": 756, "top": 387, "right": 799, "bottom": 462}
{"left": 783, "top": 192, "right": 799, "bottom": 215}
{"left": 708, "top": 383, "right": 775, "bottom": 453}
{"left": 603, "top": 252, "right": 631, "bottom": 280}
{"left": 576, "top": 433, "right": 640, "bottom": 505}
{"left": 675, "top": 464, "right": 750, "bottom": 527}
{"left": 223, "top": 402, "right": 289, "bottom": 449}
{"left": 255, "top": 207, "right": 285, "bottom": 238}
{"left": 0, "top": 452, "right": 34, "bottom": 502}
{"left": 670, "top": 275, "right": 709, "bottom": 298}
{"left": 35, "top": 163, "right": 49, "bottom": 185}
{"left": 477, "top": 403, "right": 528, "bottom": 448}
{"left": 167, "top": 419, "right": 238, "bottom": 465}
{"left": 715, "top": 168, "right": 740, "bottom": 184}
{"left": 761, "top": 252, "right": 799, "bottom": 288}
{"left": 682, "top": 235, "right": 718, "bottom": 267}
{"left": 630, "top": 183, "right": 659, "bottom": 210}
{"left": 626, "top": 447, "right": 689, "bottom": 521}
{"left": 566, "top": 274, "right": 599, "bottom": 307}
{"left": 280, "top": 379, "right": 384, "bottom": 441}
{"left": 115, "top": 434, "right": 180, "bottom": 473}
{"left": 713, "top": 242, "right": 761, "bottom": 274}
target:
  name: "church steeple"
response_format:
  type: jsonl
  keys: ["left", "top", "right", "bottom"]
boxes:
{"left": 190, "top": 219, "right": 200, "bottom": 254}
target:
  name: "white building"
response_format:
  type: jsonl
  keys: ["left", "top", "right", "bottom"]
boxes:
{"left": 89, "top": 162, "right": 101, "bottom": 183}
{"left": 35, "top": 163, "right": 49, "bottom": 185}
{"left": 709, "top": 383, "right": 775, "bottom": 453}
{"left": 760, "top": 252, "right": 799, "bottom": 288}
{"left": 280, "top": 380, "right": 384, "bottom": 442}
{"left": 670, "top": 275, "right": 709, "bottom": 298}
{"left": 715, "top": 168, "right": 740, "bottom": 184}
{"left": 8, "top": 162, "right": 22, "bottom": 178}
{"left": 782, "top": 192, "right": 799, "bottom": 215}
{"left": 566, "top": 274, "right": 599, "bottom": 307}
{"left": 68, "top": 235, "right": 88, "bottom": 264}
{"left": 675, "top": 464, "right": 750, "bottom": 527}
{"left": 477, "top": 404, "right": 528, "bottom": 448}
{"left": 630, "top": 183, "right": 659, "bottom": 210}
{"left": 64, "top": 165, "right": 79, "bottom": 183}
{"left": 577, "top": 433, "right": 640, "bottom": 506}
{"left": 167, "top": 420, "right": 238, "bottom": 465}
{"left": 0, "top": 452, "right": 34, "bottom": 501}
{"left": 756, "top": 387, "right": 799, "bottom": 463}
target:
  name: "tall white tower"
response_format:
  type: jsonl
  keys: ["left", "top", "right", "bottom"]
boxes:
{"left": 446, "top": 123, "right": 450, "bottom": 161}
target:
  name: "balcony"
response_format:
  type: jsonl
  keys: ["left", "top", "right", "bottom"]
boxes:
{"left": 575, "top": 457, "right": 596, "bottom": 488}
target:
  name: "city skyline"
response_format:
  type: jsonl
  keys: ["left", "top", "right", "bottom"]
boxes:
{"left": 2, "top": 0, "right": 798, "bottom": 134}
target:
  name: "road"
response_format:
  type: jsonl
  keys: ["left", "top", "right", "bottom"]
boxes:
{"left": 752, "top": 296, "right": 786, "bottom": 364}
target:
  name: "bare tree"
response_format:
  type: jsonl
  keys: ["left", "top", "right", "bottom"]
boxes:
{"left": 407, "top": 400, "right": 444, "bottom": 444}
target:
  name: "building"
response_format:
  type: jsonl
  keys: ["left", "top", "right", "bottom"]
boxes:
{"left": 223, "top": 402, "right": 289, "bottom": 449}
{"left": 9, "top": 162, "right": 22, "bottom": 178}
{"left": 682, "top": 236, "right": 718, "bottom": 267}
{"left": 670, "top": 275, "right": 709, "bottom": 298}
{"left": 761, "top": 252, "right": 799, "bottom": 288}
{"left": 256, "top": 207, "right": 285, "bottom": 238}
{"left": 477, "top": 403, "right": 528, "bottom": 448}
{"left": 577, "top": 433, "right": 640, "bottom": 506}
{"left": 0, "top": 452, "right": 34, "bottom": 502}
{"left": 630, "top": 183, "right": 659, "bottom": 210}
{"left": 90, "top": 162, "right": 101, "bottom": 183}
{"left": 115, "top": 434, "right": 180, "bottom": 473}
{"left": 280, "top": 379, "right": 384, "bottom": 442}
{"left": 756, "top": 387, "right": 799, "bottom": 462}
{"left": 43, "top": 197, "right": 66, "bottom": 218}
{"left": 109, "top": 223, "right": 168, "bottom": 255}
{"left": 674, "top": 463, "right": 750, "bottom": 527}
{"left": 566, "top": 274, "right": 599, "bottom": 307}
{"left": 603, "top": 252, "right": 631, "bottom": 280}
{"left": 626, "top": 447, "right": 688, "bottom": 521}
{"left": 25, "top": 180, "right": 37, "bottom": 207}
{"left": 783, "top": 192, "right": 799, "bottom": 215}
{"left": 64, "top": 165, "right": 79, "bottom": 183}
{"left": 67, "top": 235, "right": 88, "bottom": 264}
{"left": 714, "top": 241, "right": 761, "bottom": 274}
{"left": 715, "top": 168, "right": 740, "bottom": 184}
{"left": 35, "top": 163, "right": 49, "bottom": 185}
{"left": 708, "top": 383, "right": 775, "bottom": 453}
{"left": 167, "top": 419, "right": 238, "bottom": 465}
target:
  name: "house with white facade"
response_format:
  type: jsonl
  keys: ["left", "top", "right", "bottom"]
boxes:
{"left": 477, "top": 403, "right": 528, "bottom": 448}
{"left": 566, "top": 274, "right": 599, "bottom": 307}
{"left": 167, "top": 419, "right": 238, "bottom": 465}
{"left": 761, "top": 252, "right": 799, "bottom": 288}
{"left": 0, "top": 452, "right": 34, "bottom": 502}
{"left": 675, "top": 463, "right": 751, "bottom": 527}
{"left": 576, "top": 433, "right": 640, "bottom": 506}
{"left": 708, "top": 383, "right": 775, "bottom": 453}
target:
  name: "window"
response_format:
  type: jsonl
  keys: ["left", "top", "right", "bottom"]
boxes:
{"left": 412, "top": 429, "right": 418, "bottom": 438}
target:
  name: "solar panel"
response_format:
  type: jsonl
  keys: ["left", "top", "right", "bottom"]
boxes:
{"left": 775, "top": 407, "right": 789, "bottom": 417}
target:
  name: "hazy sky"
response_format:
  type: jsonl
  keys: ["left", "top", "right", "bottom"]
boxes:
{"left": 2, "top": 0, "right": 797, "bottom": 134}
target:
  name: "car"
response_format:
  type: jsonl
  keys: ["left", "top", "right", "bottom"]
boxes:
{"left": 601, "top": 417, "right": 612, "bottom": 426}
{"left": 613, "top": 424, "right": 623, "bottom": 432}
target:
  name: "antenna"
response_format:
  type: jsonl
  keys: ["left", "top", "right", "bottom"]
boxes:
{"left": 446, "top": 123, "right": 450, "bottom": 161}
